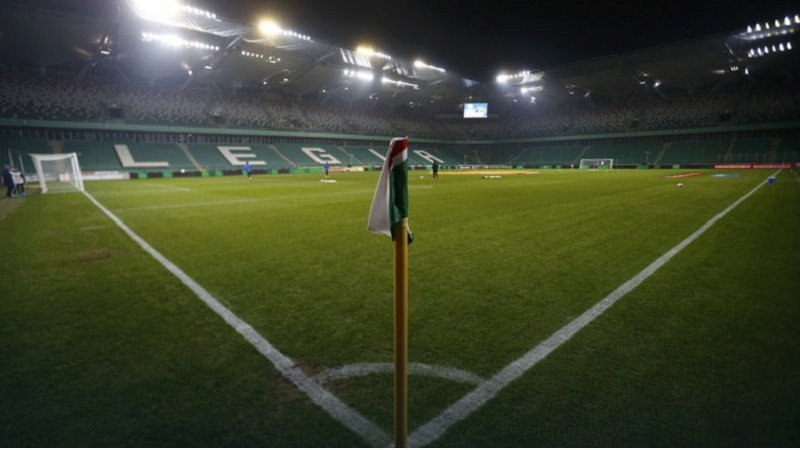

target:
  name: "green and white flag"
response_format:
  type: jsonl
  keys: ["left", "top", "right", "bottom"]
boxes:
{"left": 368, "top": 137, "right": 410, "bottom": 240}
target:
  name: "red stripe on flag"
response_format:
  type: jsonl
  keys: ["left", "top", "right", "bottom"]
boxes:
{"left": 388, "top": 137, "right": 408, "bottom": 165}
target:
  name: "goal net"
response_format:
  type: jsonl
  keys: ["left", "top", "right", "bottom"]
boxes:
{"left": 29, "top": 153, "right": 85, "bottom": 194}
{"left": 579, "top": 158, "right": 614, "bottom": 170}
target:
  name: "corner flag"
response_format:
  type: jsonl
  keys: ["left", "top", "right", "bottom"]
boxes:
{"left": 368, "top": 137, "right": 410, "bottom": 241}
{"left": 367, "top": 137, "right": 411, "bottom": 447}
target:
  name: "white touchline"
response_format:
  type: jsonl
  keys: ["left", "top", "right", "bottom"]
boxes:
{"left": 81, "top": 191, "right": 388, "bottom": 447}
{"left": 407, "top": 170, "right": 781, "bottom": 448}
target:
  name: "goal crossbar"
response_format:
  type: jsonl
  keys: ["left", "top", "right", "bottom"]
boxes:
{"left": 29, "top": 153, "right": 85, "bottom": 194}
{"left": 579, "top": 158, "right": 614, "bottom": 170}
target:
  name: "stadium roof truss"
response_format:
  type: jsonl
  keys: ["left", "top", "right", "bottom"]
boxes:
{"left": 125, "top": 0, "right": 473, "bottom": 103}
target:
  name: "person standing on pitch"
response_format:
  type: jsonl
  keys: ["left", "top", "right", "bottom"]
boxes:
{"left": 2, "top": 165, "right": 14, "bottom": 198}
{"left": 323, "top": 161, "right": 330, "bottom": 178}
{"left": 11, "top": 167, "right": 24, "bottom": 196}
{"left": 432, "top": 160, "right": 439, "bottom": 181}
{"left": 244, "top": 161, "right": 253, "bottom": 182}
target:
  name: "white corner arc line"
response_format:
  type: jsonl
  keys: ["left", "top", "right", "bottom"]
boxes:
{"left": 408, "top": 170, "right": 781, "bottom": 448}
{"left": 313, "top": 362, "right": 485, "bottom": 386}
{"left": 81, "top": 191, "right": 388, "bottom": 447}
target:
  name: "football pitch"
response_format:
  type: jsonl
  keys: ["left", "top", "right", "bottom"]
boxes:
{"left": 1, "top": 169, "right": 798, "bottom": 446}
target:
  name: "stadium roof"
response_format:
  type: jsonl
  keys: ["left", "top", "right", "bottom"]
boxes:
{"left": 0, "top": 0, "right": 797, "bottom": 114}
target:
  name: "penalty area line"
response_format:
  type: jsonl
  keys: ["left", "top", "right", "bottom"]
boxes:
{"left": 408, "top": 170, "right": 781, "bottom": 447}
{"left": 81, "top": 191, "right": 388, "bottom": 447}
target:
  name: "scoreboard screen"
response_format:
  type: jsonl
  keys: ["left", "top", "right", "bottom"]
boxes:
{"left": 463, "top": 102, "right": 488, "bottom": 118}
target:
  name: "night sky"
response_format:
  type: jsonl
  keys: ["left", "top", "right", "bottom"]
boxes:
{"left": 204, "top": 0, "right": 795, "bottom": 81}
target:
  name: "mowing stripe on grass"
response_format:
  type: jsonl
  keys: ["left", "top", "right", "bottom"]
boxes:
{"left": 112, "top": 185, "right": 432, "bottom": 213}
{"left": 407, "top": 171, "right": 781, "bottom": 448}
{"left": 81, "top": 191, "right": 388, "bottom": 447}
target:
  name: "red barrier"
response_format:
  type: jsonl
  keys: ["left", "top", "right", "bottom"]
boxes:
{"left": 714, "top": 163, "right": 796, "bottom": 169}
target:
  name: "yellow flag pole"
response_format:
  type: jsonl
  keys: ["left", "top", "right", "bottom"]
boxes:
{"left": 393, "top": 218, "right": 409, "bottom": 448}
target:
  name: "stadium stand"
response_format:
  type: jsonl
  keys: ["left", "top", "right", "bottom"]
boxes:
{"left": 726, "top": 138, "right": 773, "bottom": 163}
{"left": 775, "top": 136, "right": 800, "bottom": 163}
{"left": 518, "top": 145, "right": 586, "bottom": 167}
{"left": 2, "top": 72, "right": 798, "bottom": 142}
{"left": 581, "top": 142, "right": 664, "bottom": 165}
{"left": 659, "top": 140, "right": 730, "bottom": 165}
{"left": 0, "top": 136, "right": 53, "bottom": 155}
{"left": 65, "top": 141, "right": 125, "bottom": 172}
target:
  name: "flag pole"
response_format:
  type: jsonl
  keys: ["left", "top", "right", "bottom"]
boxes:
{"left": 393, "top": 218, "right": 409, "bottom": 448}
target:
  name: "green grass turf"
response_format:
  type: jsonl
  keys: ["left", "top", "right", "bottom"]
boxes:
{"left": 1, "top": 168, "right": 797, "bottom": 446}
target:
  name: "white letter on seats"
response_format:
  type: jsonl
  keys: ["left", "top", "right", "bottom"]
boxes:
{"left": 368, "top": 148, "right": 386, "bottom": 161}
{"left": 302, "top": 147, "right": 342, "bottom": 164}
{"left": 217, "top": 146, "right": 266, "bottom": 166}
{"left": 413, "top": 150, "right": 444, "bottom": 164}
{"left": 114, "top": 144, "right": 169, "bottom": 168}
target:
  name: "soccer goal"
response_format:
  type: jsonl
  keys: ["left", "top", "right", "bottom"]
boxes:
{"left": 579, "top": 158, "right": 614, "bottom": 170}
{"left": 29, "top": 153, "right": 85, "bottom": 194}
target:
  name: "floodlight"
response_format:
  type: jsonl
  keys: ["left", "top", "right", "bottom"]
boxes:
{"left": 181, "top": 4, "right": 217, "bottom": 20}
{"left": 788, "top": 41, "right": 793, "bottom": 50}
{"left": 356, "top": 46, "right": 391, "bottom": 59}
{"left": 141, "top": 31, "right": 219, "bottom": 51}
{"left": 520, "top": 85, "right": 543, "bottom": 94}
{"left": 414, "top": 59, "right": 446, "bottom": 73}
{"left": 654, "top": 80, "right": 662, "bottom": 87}
{"left": 496, "top": 73, "right": 508, "bottom": 83}
{"left": 775, "top": 19, "right": 781, "bottom": 27}
{"left": 356, "top": 46, "right": 374, "bottom": 56}
{"left": 259, "top": 19, "right": 282, "bottom": 36}
{"left": 795, "top": 15, "right": 800, "bottom": 23}
{"left": 755, "top": 23, "right": 761, "bottom": 31}
{"left": 744, "top": 67, "right": 750, "bottom": 75}
{"left": 129, "top": 0, "right": 181, "bottom": 23}
{"left": 344, "top": 69, "right": 374, "bottom": 82}
{"left": 382, "top": 77, "right": 418, "bottom": 89}
{"left": 747, "top": 25, "right": 753, "bottom": 33}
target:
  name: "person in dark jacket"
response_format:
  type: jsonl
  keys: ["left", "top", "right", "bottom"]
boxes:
{"left": 2, "top": 165, "right": 14, "bottom": 198}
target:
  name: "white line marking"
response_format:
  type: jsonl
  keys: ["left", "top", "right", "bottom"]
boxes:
{"left": 313, "top": 362, "right": 485, "bottom": 386}
{"left": 138, "top": 182, "right": 192, "bottom": 192}
{"left": 81, "top": 191, "right": 388, "bottom": 446}
{"left": 407, "top": 170, "right": 781, "bottom": 447}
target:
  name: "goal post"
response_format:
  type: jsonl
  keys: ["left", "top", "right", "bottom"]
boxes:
{"left": 29, "top": 153, "right": 85, "bottom": 194}
{"left": 579, "top": 158, "right": 614, "bottom": 170}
